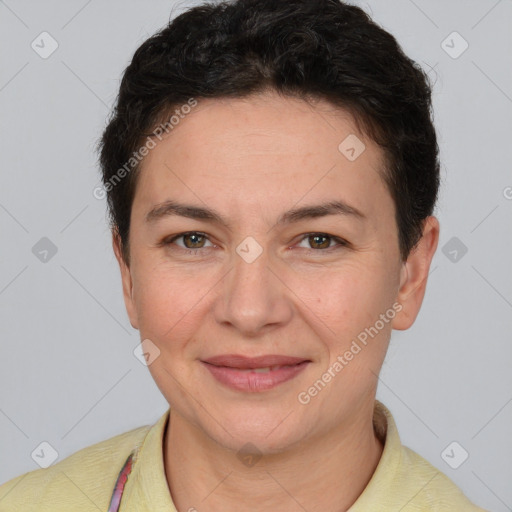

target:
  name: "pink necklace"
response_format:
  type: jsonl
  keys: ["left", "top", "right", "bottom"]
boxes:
{"left": 107, "top": 449, "right": 137, "bottom": 511}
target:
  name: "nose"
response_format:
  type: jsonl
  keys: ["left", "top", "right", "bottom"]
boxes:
{"left": 213, "top": 244, "right": 293, "bottom": 337}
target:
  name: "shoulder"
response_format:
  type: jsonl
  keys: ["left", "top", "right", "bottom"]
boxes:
{"left": 0, "top": 423, "right": 152, "bottom": 512}
{"left": 365, "top": 401, "right": 489, "bottom": 512}
{"left": 398, "top": 445, "right": 489, "bottom": 511}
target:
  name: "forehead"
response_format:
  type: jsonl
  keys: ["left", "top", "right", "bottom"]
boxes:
{"left": 159, "top": 93, "right": 365, "bottom": 159}
{"left": 132, "top": 92, "right": 392, "bottom": 228}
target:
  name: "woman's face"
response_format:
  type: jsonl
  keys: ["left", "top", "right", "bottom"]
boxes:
{"left": 114, "top": 91, "right": 431, "bottom": 453}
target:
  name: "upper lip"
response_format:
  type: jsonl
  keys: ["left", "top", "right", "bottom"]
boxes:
{"left": 202, "top": 354, "right": 310, "bottom": 369}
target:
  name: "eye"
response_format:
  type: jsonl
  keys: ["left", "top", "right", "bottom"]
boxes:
{"left": 295, "top": 233, "right": 348, "bottom": 251}
{"left": 164, "top": 231, "right": 214, "bottom": 252}
{"left": 160, "top": 231, "right": 348, "bottom": 255}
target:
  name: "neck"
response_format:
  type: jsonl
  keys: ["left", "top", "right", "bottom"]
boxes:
{"left": 163, "top": 400, "right": 383, "bottom": 512}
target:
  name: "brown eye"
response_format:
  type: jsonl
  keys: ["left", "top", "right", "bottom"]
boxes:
{"left": 308, "top": 234, "right": 331, "bottom": 249}
{"left": 182, "top": 232, "right": 206, "bottom": 249}
{"left": 295, "top": 233, "right": 348, "bottom": 252}
{"left": 164, "top": 231, "right": 214, "bottom": 251}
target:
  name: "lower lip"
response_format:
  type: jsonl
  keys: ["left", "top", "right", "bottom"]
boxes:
{"left": 201, "top": 361, "right": 310, "bottom": 392}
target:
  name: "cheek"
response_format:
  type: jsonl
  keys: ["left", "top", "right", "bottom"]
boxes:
{"left": 291, "top": 265, "right": 383, "bottom": 329}
{"left": 290, "top": 262, "right": 396, "bottom": 358}
{"left": 131, "top": 263, "right": 204, "bottom": 342}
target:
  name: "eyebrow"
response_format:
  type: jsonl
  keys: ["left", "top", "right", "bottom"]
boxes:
{"left": 145, "top": 199, "right": 366, "bottom": 228}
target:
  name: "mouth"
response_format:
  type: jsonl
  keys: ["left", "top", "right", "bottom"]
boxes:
{"left": 200, "top": 354, "right": 311, "bottom": 392}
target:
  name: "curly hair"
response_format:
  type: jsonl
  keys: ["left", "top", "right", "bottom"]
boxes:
{"left": 97, "top": 0, "right": 440, "bottom": 265}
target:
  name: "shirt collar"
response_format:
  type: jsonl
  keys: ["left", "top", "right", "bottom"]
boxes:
{"left": 347, "top": 399, "right": 402, "bottom": 510}
{"left": 122, "top": 407, "right": 175, "bottom": 511}
{"left": 121, "top": 399, "right": 399, "bottom": 511}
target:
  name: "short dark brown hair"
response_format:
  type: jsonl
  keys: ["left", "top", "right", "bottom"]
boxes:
{"left": 97, "top": 0, "right": 440, "bottom": 265}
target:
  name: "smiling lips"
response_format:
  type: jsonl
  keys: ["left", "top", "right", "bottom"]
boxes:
{"left": 201, "top": 354, "right": 311, "bottom": 392}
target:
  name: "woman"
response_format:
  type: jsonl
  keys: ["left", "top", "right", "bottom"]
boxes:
{"left": 0, "top": 0, "right": 489, "bottom": 510}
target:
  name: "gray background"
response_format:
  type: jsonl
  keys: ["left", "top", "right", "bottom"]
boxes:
{"left": 0, "top": 0, "right": 511, "bottom": 510}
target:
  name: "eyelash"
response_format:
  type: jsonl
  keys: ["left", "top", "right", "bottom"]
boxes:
{"left": 162, "top": 231, "right": 349, "bottom": 255}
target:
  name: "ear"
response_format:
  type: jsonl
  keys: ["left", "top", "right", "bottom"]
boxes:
{"left": 392, "top": 216, "right": 440, "bottom": 331}
{"left": 112, "top": 230, "right": 139, "bottom": 330}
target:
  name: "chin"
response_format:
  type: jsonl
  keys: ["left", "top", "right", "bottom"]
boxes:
{"left": 199, "top": 407, "right": 312, "bottom": 455}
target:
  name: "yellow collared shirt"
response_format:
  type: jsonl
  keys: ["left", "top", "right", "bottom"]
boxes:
{"left": 0, "top": 401, "right": 488, "bottom": 511}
